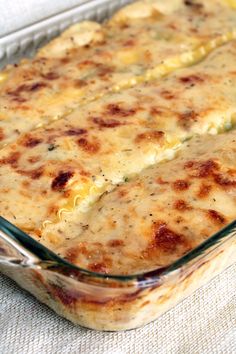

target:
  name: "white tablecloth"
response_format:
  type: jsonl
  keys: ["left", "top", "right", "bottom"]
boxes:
{"left": 0, "top": 264, "right": 236, "bottom": 354}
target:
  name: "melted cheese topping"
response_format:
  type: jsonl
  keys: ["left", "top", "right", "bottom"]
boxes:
{"left": 1, "top": 41, "right": 236, "bottom": 239}
{"left": 1, "top": 0, "right": 236, "bottom": 145}
{"left": 56, "top": 130, "right": 236, "bottom": 275}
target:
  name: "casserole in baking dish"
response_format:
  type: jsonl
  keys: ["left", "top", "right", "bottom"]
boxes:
{"left": 0, "top": 0, "right": 236, "bottom": 331}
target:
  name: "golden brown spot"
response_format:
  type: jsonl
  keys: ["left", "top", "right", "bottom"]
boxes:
{"left": 21, "top": 136, "right": 42, "bottom": 148}
{"left": 47, "top": 204, "right": 59, "bottom": 217}
{"left": 65, "top": 246, "right": 79, "bottom": 263}
{"left": 77, "top": 59, "right": 96, "bottom": 68}
{"left": 106, "top": 103, "right": 136, "bottom": 117}
{"left": 97, "top": 65, "right": 114, "bottom": 78}
{"left": 41, "top": 72, "right": 59, "bottom": 80}
{"left": 185, "top": 159, "right": 219, "bottom": 178}
{"left": 88, "top": 262, "right": 108, "bottom": 274}
{"left": 179, "top": 74, "right": 204, "bottom": 85}
{"left": 184, "top": 160, "right": 196, "bottom": 169}
{"left": 92, "top": 117, "right": 123, "bottom": 128}
{"left": 22, "top": 180, "right": 30, "bottom": 188}
{"left": 190, "top": 27, "right": 199, "bottom": 34}
{"left": 186, "top": 159, "right": 217, "bottom": 176}
{"left": 74, "top": 79, "right": 87, "bottom": 88}
{"left": 123, "top": 39, "right": 135, "bottom": 47}
{"left": 156, "top": 177, "right": 169, "bottom": 185}
{"left": 168, "top": 23, "right": 178, "bottom": 30}
{"left": 150, "top": 107, "right": 163, "bottom": 116}
{"left": 214, "top": 174, "right": 236, "bottom": 188}
{"left": 184, "top": 0, "right": 203, "bottom": 10}
{"left": 153, "top": 221, "right": 187, "bottom": 252}
{"left": 60, "top": 57, "right": 70, "bottom": 65}
{"left": 77, "top": 137, "right": 100, "bottom": 154}
{"left": 7, "top": 82, "right": 48, "bottom": 100}
{"left": 160, "top": 90, "right": 175, "bottom": 100}
{"left": 207, "top": 209, "right": 226, "bottom": 225}
{"left": 0, "top": 151, "right": 20, "bottom": 168}
{"left": 140, "top": 300, "right": 150, "bottom": 308}
{"left": 174, "top": 200, "right": 191, "bottom": 211}
{"left": 178, "top": 110, "right": 198, "bottom": 129}
{"left": 118, "top": 23, "right": 130, "bottom": 30}
{"left": 108, "top": 239, "right": 125, "bottom": 247}
{"left": 0, "top": 128, "right": 5, "bottom": 141}
{"left": 17, "top": 166, "right": 44, "bottom": 180}
{"left": 118, "top": 188, "right": 128, "bottom": 198}
{"left": 51, "top": 171, "right": 74, "bottom": 191}
{"left": 11, "top": 96, "right": 27, "bottom": 103}
{"left": 79, "top": 169, "right": 91, "bottom": 177}
{"left": 17, "top": 104, "right": 30, "bottom": 110}
{"left": 65, "top": 242, "right": 95, "bottom": 264}
{"left": 172, "top": 179, "right": 190, "bottom": 191}
{"left": 64, "top": 128, "right": 87, "bottom": 136}
{"left": 135, "top": 130, "right": 164, "bottom": 144}
{"left": 197, "top": 183, "right": 212, "bottom": 198}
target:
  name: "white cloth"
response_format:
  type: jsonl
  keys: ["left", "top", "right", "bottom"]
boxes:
{"left": 0, "top": 264, "right": 236, "bottom": 354}
{"left": 0, "top": 0, "right": 88, "bottom": 37}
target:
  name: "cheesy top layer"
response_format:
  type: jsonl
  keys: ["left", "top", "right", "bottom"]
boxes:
{"left": 56, "top": 130, "right": 236, "bottom": 275}
{"left": 0, "top": 0, "right": 236, "bottom": 145}
{"left": 1, "top": 41, "right": 236, "bottom": 240}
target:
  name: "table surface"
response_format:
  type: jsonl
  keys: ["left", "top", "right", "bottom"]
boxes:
{"left": 0, "top": 263, "right": 236, "bottom": 354}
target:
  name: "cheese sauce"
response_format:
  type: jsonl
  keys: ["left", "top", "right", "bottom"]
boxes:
{"left": 0, "top": 41, "right": 236, "bottom": 243}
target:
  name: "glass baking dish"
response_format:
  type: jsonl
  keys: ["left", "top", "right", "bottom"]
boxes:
{"left": 0, "top": 216, "right": 236, "bottom": 331}
{"left": 0, "top": 0, "right": 236, "bottom": 331}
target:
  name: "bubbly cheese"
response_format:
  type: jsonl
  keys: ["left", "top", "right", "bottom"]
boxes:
{"left": 56, "top": 130, "right": 236, "bottom": 275}
{"left": 1, "top": 0, "right": 236, "bottom": 145}
{"left": 1, "top": 41, "right": 236, "bottom": 240}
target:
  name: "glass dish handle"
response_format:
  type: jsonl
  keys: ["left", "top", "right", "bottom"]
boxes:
{"left": 0, "top": 228, "right": 40, "bottom": 266}
{"left": 0, "top": 216, "right": 69, "bottom": 269}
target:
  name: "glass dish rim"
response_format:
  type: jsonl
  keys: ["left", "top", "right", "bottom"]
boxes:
{"left": 0, "top": 216, "right": 235, "bottom": 285}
